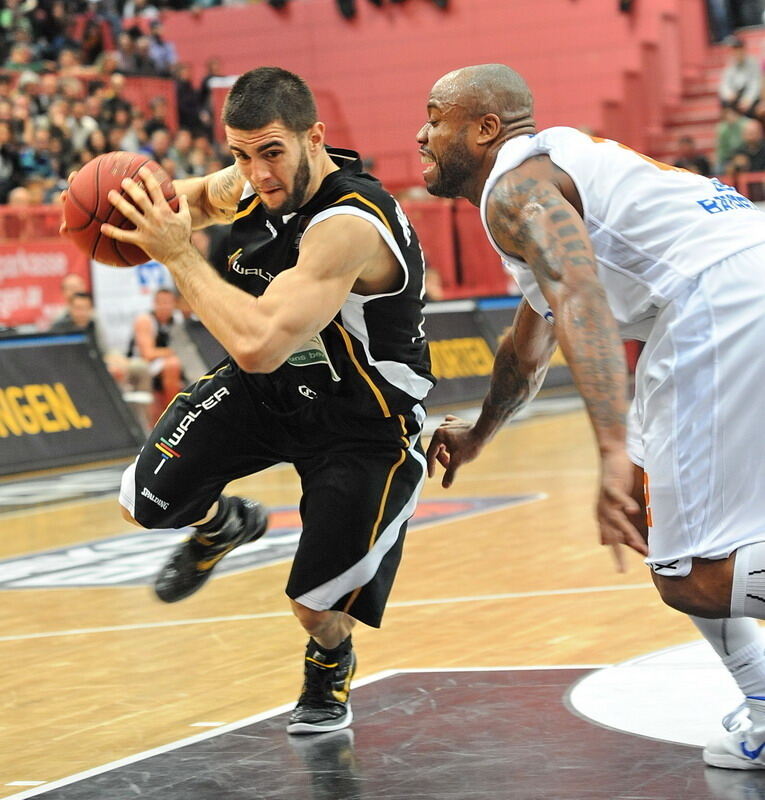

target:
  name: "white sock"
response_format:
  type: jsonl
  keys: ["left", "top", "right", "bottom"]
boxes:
{"left": 731, "top": 541, "right": 765, "bottom": 619}
{"left": 690, "top": 616, "right": 765, "bottom": 698}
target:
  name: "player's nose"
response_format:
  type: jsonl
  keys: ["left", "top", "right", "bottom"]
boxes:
{"left": 415, "top": 123, "right": 428, "bottom": 143}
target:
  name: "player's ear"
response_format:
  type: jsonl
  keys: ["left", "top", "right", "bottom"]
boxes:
{"left": 476, "top": 113, "right": 502, "bottom": 145}
{"left": 307, "top": 122, "right": 325, "bottom": 153}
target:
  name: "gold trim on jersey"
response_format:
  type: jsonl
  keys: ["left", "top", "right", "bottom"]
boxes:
{"left": 233, "top": 195, "right": 262, "bottom": 221}
{"left": 343, "top": 415, "right": 410, "bottom": 615}
{"left": 332, "top": 321, "right": 391, "bottom": 417}
{"left": 332, "top": 193, "right": 392, "bottom": 234}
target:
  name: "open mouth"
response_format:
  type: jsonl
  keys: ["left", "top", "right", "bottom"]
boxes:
{"left": 420, "top": 151, "right": 436, "bottom": 177}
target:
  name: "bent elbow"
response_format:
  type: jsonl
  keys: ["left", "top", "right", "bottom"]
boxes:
{"left": 231, "top": 344, "right": 283, "bottom": 374}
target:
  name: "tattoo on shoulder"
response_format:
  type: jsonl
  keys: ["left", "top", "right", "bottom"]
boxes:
{"left": 208, "top": 167, "right": 242, "bottom": 215}
{"left": 487, "top": 172, "right": 595, "bottom": 287}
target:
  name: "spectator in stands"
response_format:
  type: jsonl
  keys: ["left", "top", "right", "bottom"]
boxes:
{"left": 100, "top": 72, "right": 132, "bottom": 127}
{"left": 2, "top": 184, "right": 35, "bottom": 238}
{"left": 9, "top": 93, "right": 33, "bottom": 145}
{"left": 143, "top": 94, "right": 170, "bottom": 137}
{"left": 49, "top": 272, "right": 87, "bottom": 327}
{"left": 141, "top": 126, "right": 172, "bottom": 163}
{"left": 67, "top": 97, "right": 99, "bottom": 152}
{"left": 132, "top": 35, "right": 157, "bottom": 75}
{"left": 85, "top": 127, "right": 108, "bottom": 157}
{"left": 170, "top": 127, "right": 193, "bottom": 176}
{"left": 147, "top": 20, "right": 176, "bottom": 76}
{"left": 718, "top": 35, "right": 762, "bottom": 119}
{"left": 198, "top": 56, "right": 222, "bottom": 114}
{"left": 57, "top": 46, "right": 87, "bottom": 78}
{"left": 59, "top": 75, "right": 84, "bottom": 103}
{"left": 707, "top": 0, "right": 734, "bottom": 43}
{"left": 80, "top": 18, "right": 108, "bottom": 66}
{"left": 174, "top": 61, "right": 205, "bottom": 135}
{"left": 122, "top": 0, "right": 160, "bottom": 30}
{"left": 50, "top": 291, "right": 109, "bottom": 352}
{"left": 115, "top": 31, "right": 138, "bottom": 74}
{"left": 117, "top": 109, "right": 145, "bottom": 151}
{"left": 0, "top": 119, "right": 21, "bottom": 203}
{"left": 130, "top": 287, "right": 185, "bottom": 411}
{"left": 729, "top": 117, "right": 765, "bottom": 172}
{"left": 31, "top": 72, "right": 60, "bottom": 119}
{"left": 94, "top": 49, "right": 121, "bottom": 76}
{"left": 18, "top": 126, "right": 56, "bottom": 188}
{"left": 673, "top": 135, "right": 712, "bottom": 176}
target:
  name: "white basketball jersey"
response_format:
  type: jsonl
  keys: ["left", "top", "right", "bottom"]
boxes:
{"left": 479, "top": 127, "right": 765, "bottom": 339}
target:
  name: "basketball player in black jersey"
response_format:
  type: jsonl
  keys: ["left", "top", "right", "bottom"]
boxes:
{"left": 99, "top": 67, "right": 435, "bottom": 734}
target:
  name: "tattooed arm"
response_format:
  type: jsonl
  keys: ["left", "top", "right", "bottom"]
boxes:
{"left": 174, "top": 165, "right": 245, "bottom": 229}
{"left": 484, "top": 155, "right": 644, "bottom": 569}
{"left": 426, "top": 299, "right": 556, "bottom": 487}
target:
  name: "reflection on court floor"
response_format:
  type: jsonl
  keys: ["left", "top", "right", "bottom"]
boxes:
{"left": 9, "top": 666, "right": 762, "bottom": 800}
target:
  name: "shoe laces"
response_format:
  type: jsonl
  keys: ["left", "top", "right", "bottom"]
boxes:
{"left": 723, "top": 702, "right": 752, "bottom": 733}
{"left": 299, "top": 660, "right": 338, "bottom": 707}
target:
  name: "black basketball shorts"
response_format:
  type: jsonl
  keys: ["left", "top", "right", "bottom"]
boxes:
{"left": 119, "top": 362, "right": 427, "bottom": 627}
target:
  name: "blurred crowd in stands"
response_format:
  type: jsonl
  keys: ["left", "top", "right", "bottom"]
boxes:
{"left": 0, "top": 0, "right": 231, "bottom": 204}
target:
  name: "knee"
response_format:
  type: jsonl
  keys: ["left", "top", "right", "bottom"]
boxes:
{"left": 652, "top": 569, "right": 730, "bottom": 618}
{"left": 291, "top": 600, "right": 328, "bottom": 637}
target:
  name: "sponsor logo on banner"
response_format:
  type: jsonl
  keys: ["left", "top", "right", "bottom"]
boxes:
{"left": 428, "top": 336, "right": 495, "bottom": 379}
{"left": 0, "top": 382, "right": 92, "bottom": 437}
{"left": 0, "top": 496, "right": 542, "bottom": 589}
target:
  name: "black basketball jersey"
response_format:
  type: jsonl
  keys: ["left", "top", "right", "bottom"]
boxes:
{"left": 221, "top": 147, "right": 435, "bottom": 417}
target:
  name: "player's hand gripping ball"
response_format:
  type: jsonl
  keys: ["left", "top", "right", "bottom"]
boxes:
{"left": 62, "top": 151, "right": 178, "bottom": 267}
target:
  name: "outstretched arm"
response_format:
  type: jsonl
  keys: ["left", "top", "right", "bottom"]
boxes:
{"left": 426, "top": 298, "right": 556, "bottom": 486}
{"left": 485, "top": 156, "right": 645, "bottom": 570}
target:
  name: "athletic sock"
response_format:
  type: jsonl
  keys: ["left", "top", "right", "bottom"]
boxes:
{"left": 308, "top": 635, "right": 353, "bottom": 660}
{"left": 691, "top": 616, "right": 765, "bottom": 697}
{"left": 731, "top": 541, "right": 765, "bottom": 619}
{"left": 194, "top": 494, "right": 234, "bottom": 536}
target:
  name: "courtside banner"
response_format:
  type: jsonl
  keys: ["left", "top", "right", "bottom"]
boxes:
{"left": 0, "top": 333, "right": 144, "bottom": 476}
{"left": 423, "top": 300, "right": 496, "bottom": 406}
{"left": 475, "top": 297, "right": 573, "bottom": 388}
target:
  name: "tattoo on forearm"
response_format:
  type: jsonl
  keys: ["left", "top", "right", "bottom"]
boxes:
{"left": 483, "top": 349, "right": 530, "bottom": 427}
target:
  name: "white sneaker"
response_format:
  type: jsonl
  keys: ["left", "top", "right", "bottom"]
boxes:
{"left": 705, "top": 699, "right": 765, "bottom": 770}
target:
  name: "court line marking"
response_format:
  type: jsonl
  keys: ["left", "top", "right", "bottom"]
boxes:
{"left": 2, "top": 665, "right": 607, "bottom": 800}
{"left": 0, "top": 583, "right": 654, "bottom": 643}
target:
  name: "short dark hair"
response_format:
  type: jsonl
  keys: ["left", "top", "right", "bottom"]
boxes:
{"left": 222, "top": 66, "right": 317, "bottom": 133}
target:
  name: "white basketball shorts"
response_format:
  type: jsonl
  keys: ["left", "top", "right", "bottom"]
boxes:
{"left": 627, "top": 242, "right": 765, "bottom": 577}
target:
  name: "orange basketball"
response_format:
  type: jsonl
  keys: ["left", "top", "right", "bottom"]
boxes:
{"left": 63, "top": 151, "right": 178, "bottom": 267}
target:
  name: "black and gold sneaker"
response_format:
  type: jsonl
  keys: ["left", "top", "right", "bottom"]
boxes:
{"left": 154, "top": 496, "right": 268, "bottom": 603}
{"left": 287, "top": 637, "right": 357, "bottom": 735}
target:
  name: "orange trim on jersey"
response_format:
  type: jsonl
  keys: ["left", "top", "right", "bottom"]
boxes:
{"left": 332, "top": 192, "right": 393, "bottom": 234}
{"left": 588, "top": 135, "right": 685, "bottom": 174}
{"left": 332, "top": 321, "right": 391, "bottom": 417}
{"left": 643, "top": 471, "right": 653, "bottom": 528}
{"left": 233, "top": 195, "right": 262, "bottom": 221}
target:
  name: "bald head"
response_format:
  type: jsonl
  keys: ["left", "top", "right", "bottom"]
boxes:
{"left": 431, "top": 64, "right": 533, "bottom": 122}
{"left": 419, "top": 64, "right": 536, "bottom": 203}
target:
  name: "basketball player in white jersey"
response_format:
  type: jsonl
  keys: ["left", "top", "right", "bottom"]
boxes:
{"left": 420, "top": 64, "right": 765, "bottom": 769}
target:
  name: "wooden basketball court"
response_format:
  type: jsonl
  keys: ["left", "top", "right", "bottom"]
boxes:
{"left": 0, "top": 400, "right": 747, "bottom": 798}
